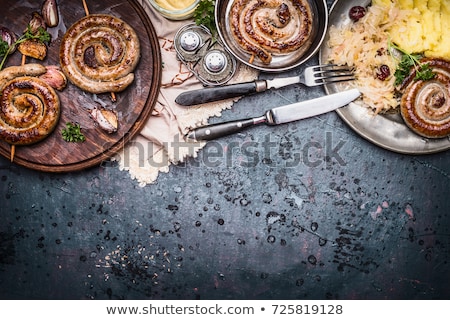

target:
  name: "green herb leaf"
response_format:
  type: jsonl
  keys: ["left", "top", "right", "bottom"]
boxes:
{"left": 0, "top": 40, "right": 9, "bottom": 58}
{"left": 415, "top": 63, "right": 435, "bottom": 82}
{"left": 61, "top": 122, "right": 86, "bottom": 143}
{"left": 193, "top": 0, "right": 217, "bottom": 37}
{"left": 0, "top": 25, "right": 51, "bottom": 71}
{"left": 0, "top": 39, "right": 14, "bottom": 71}
{"left": 22, "top": 25, "right": 51, "bottom": 44}
{"left": 389, "top": 41, "right": 435, "bottom": 86}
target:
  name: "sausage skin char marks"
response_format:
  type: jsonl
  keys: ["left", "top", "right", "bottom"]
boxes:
{"left": 60, "top": 14, "right": 140, "bottom": 94}
{"left": 400, "top": 58, "right": 450, "bottom": 139}
{"left": 0, "top": 64, "right": 60, "bottom": 145}
{"left": 230, "top": 0, "right": 314, "bottom": 64}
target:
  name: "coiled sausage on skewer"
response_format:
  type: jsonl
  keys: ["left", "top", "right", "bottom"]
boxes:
{"left": 60, "top": 14, "right": 140, "bottom": 94}
{"left": 0, "top": 64, "right": 60, "bottom": 145}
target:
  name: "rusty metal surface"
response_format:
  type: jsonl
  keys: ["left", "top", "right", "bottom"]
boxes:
{"left": 1, "top": 0, "right": 450, "bottom": 300}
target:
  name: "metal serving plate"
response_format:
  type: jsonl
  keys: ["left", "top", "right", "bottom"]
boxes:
{"left": 319, "top": 0, "right": 450, "bottom": 154}
{"left": 215, "top": 0, "right": 328, "bottom": 72}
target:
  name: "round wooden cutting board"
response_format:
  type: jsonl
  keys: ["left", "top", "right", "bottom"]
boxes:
{"left": 0, "top": 0, "right": 161, "bottom": 172}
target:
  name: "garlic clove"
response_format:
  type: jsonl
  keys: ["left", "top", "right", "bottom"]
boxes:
{"left": 39, "top": 65, "right": 67, "bottom": 91}
{"left": 0, "top": 26, "right": 17, "bottom": 54}
{"left": 90, "top": 106, "right": 119, "bottom": 134}
{"left": 41, "top": 0, "right": 59, "bottom": 28}
{"left": 27, "top": 12, "right": 47, "bottom": 34}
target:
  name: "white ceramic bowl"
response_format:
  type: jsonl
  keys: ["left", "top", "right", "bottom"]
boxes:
{"left": 148, "top": 0, "right": 200, "bottom": 20}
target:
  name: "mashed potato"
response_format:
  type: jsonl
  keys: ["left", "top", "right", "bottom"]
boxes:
{"left": 376, "top": 0, "right": 450, "bottom": 59}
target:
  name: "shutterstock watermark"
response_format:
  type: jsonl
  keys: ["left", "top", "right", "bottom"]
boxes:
{"left": 108, "top": 132, "right": 347, "bottom": 169}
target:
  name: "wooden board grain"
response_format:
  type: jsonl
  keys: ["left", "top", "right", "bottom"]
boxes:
{"left": 0, "top": 0, "right": 161, "bottom": 172}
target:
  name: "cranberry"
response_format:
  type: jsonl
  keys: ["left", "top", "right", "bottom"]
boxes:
{"left": 376, "top": 65, "right": 391, "bottom": 81}
{"left": 349, "top": 6, "right": 366, "bottom": 22}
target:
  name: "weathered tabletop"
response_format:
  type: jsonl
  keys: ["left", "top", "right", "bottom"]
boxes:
{"left": 1, "top": 0, "right": 450, "bottom": 299}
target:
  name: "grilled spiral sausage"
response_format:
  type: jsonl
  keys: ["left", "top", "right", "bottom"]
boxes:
{"left": 60, "top": 14, "right": 140, "bottom": 94}
{"left": 230, "top": 0, "right": 314, "bottom": 64}
{"left": 400, "top": 58, "right": 450, "bottom": 139}
{"left": 0, "top": 63, "right": 47, "bottom": 86}
{"left": 0, "top": 64, "right": 60, "bottom": 145}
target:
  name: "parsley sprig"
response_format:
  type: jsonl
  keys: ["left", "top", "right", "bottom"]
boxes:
{"left": 389, "top": 41, "right": 435, "bottom": 86}
{"left": 193, "top": 0, "right": 217, "bottom": 38}
{"left": 0, "top": 40, "right": 9, "bottom": 58}
{"left": 61, "top": 122, "right": 86, "bottom": 143}
{"left": 0, "top": 25, "right": 51, "bottom": 71}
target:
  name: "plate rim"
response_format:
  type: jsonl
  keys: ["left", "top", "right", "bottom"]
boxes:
{"left": 319, "top": 0, "right": 450, "bottom": 155}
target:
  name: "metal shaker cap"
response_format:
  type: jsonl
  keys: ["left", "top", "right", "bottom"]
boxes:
{"left": 204, "top": 50, "right": 227, "bottom": 73}
{"left": 179, "top": 31, "right": 201, "bottom": 52}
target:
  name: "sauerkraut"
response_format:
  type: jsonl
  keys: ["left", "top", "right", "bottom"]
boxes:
{"left": 326, "top": 4, "right": 405, "bottom": 113}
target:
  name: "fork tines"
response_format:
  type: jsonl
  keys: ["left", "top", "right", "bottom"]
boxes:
{"left": 313, "top": 64, "right": 355, "bottom": 85}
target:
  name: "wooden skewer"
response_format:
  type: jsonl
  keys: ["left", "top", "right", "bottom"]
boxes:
{"left": 82, "top": 0, "right": 90, "bottom": 15}
{"left": 10, "top": 145, "right": 15, "bottom": 162}
{"left": 82, "top": 0, "right": 116, "bottom": 102}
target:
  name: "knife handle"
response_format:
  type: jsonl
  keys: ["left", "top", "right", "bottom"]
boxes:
{"left": 175, "top": 80, "right": 267, "bottom": 106}
{"left": 186, "top": 117, "right": 266, "bottom": 141}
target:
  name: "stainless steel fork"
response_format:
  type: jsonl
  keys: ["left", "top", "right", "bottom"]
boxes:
{"left": 302, "top": 64, "right": 355, "bottom": 86}
{"left": 175, "top": 64, "right": 355, "bottom": 106}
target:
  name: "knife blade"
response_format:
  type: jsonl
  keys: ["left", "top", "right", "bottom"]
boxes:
{"left": 186, "top": 89, "right": 361, "bottom": 141}
{"left": 175, "top": 76, "right": 303, "bottom": 106}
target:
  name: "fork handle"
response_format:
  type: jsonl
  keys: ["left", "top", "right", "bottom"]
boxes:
{"left": 175, "top": 80, "right": 267, "bottom": 106}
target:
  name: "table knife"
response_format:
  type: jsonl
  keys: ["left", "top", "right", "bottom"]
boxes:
{"left": 175, "top": 76, "right": 303, "bottom": 106}
{"left": 186, "top": 89, "right": 361, "bottom": 141}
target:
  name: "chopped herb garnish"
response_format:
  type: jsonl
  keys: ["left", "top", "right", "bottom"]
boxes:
{"left": 61, "top": 122, "right": 86, "bottom": 142}
{"left": 194, "top": 0, "right": 217, "bottom": 37}
{"left": 0, "top": 40, "right": 9, "bottom": 58}
{"left": 389, "top": 41, "right": 435, "bottom": 86}
{"left": 0, "top": 25, "right": 51, "bottom": 71}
